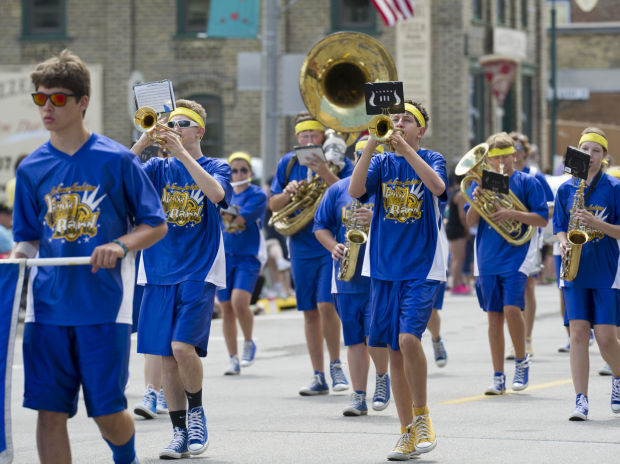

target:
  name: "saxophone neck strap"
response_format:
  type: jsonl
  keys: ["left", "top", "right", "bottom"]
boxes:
{"left": 584, "top": 169, "right": 603, "bottom": 204}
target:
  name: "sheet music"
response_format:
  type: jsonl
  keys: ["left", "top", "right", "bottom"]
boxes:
{"left": 133, "top": 80, "right": 176, "bottom": 113}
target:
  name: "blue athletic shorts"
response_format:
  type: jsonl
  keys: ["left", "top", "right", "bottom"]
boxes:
{"left": 475, "top": 271, "right": 528, "bottom": 312}
{"left": 23, "top": 322, "right": 131, "bottom": 418}
{"left": 333, "top": 293, "right": 371, "bottom": 346}
{"left": 216, "top": 254, "right": 261, "bottom": 302}
{"left": 290, "top": 254, "right": 333, "bottom": 311}
{"left": 369, "top": 278, "right": 439, "bottom": 351}
{"left": 138, "top": 281, "right": 215, "bottom": 357}
{"left": 432, "top": 281, "right": 447, "bottom": 310}
{"left": 563, "top": 287, "right": 619, "bottom": 327}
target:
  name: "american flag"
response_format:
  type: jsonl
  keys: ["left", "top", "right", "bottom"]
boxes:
{"left": 372, "top": 0, "right": 415, "bottom": 27}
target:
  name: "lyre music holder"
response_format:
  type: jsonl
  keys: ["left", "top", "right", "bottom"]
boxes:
{"left": 364, "top": 81, "right": 405, "bottom": 115}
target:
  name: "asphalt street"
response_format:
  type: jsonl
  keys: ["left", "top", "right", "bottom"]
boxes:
{"left": 8, "top": 284, "right": 620, "bottom": 463}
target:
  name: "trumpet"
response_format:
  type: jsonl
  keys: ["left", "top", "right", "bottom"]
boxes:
{"left": 368, "top": 114, "right": 404, "bottom": 151}
{"left": 133, "top": 106, "right": 181, "bottom": 145}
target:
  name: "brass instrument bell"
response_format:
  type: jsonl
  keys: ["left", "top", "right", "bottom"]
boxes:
{"left": 133, "top": 106, "right": 181, "bottom": 144}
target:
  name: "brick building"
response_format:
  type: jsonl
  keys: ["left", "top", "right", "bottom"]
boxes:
{"left": 0, "top": 0, "right": 548, "bottom": 183}
{"left": 550, "top": 0, "right": 620, "bottom": 166}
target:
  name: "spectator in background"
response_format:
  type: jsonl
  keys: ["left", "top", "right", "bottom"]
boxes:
{"left": 0, "top": 204, "right": 14, "bottom": 255}
{"left": 4, "top": 154, "right": 28, "bottom": 209}
{"left": 445, "top": 175, "right": 470, "bottom": 294}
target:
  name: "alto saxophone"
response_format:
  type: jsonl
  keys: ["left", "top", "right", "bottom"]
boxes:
{"left": 561, "top": 178, "right": 590, "bottom": 281}
{"left": 337, "top": 200, "right": 368, "bottom": 282}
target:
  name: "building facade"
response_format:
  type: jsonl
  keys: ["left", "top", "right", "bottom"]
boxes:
{"left": 0, "top": 0, "right": 548, "bottom": 190}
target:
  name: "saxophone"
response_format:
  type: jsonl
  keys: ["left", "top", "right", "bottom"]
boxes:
{"left": 337, "top": 200, "right": 368, "bottom": 282}
{"left": 561, "top": 179, "right": 590, "bottom": 281}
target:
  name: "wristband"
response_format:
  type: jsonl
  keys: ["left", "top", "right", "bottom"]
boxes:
{"left": 14, "top": 241, "right": 38, "bottom": 259}
{"left": 112, "top": 239, "right": 128, "bottom": 258}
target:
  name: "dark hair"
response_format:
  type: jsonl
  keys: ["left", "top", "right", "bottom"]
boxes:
{"left": 404, "top": 99, "right": 430, "bottom": 127}
{"left": 0, "top": 204, "right": 11, "bottom": 215}
{"left": 14, "top": 154, "right": 28, "bottom": 173}
{"left": 30, "top": 49, "right": 90, "bottom": 98}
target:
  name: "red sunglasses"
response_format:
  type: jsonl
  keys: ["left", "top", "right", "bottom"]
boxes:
{"left": 31, "top": 92, "right": 78, "bottom": 107}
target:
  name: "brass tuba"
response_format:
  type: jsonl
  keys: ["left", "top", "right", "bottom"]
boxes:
{"left": 269, "top": 32, "right": 397, "bottom": 236}
{"left": 455, "top": 143, "right": 534, "bottom": 246}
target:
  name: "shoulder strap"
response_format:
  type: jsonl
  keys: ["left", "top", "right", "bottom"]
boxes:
{"left": 584, "top": 169, "right": 603, "bottom": 204}
{"left": 284, "top": 154, "right": 298, "bottom": 185}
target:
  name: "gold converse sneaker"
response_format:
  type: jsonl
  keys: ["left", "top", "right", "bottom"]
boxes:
{"left": 413, "top": 405, "right": 437, "bottom": 453}
{"left": 387, "top": 425, "right": 417, "bottom": 461}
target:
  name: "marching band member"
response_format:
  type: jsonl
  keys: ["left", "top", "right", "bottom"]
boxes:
{"left": 217, "top": 151, "right": 267, "bottom": 375}
{"left": 465, "top": 132, "right": 548, "bottom": 396}
{"left": 269, "top": 111, "right": 353, "bottom": 396}
{"left": 131, "top": 99, "right": 232, "bottom": 458}
{"left": 12, "top": 49, "right": 167, "bottom": 464}
{"left": 507, "top": 132, "right": 554, "bottom": 359}
{"left": 349, "top": 100, "right": 447, "bottom": 459}
{"left": 313, "top": 137, "right": 390, "bottom": 417}
{"left": 553, "top": 127, "right": 620, "bottom": 421}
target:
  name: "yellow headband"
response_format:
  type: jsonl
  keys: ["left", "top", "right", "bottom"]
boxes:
{"left": 355, "top": 140, "right": 384, "bottom": 153}
{"left": 488, "top": 146, "right": 516, "bottom": 157}
{"left": 404, "top": 103, "right": 426, "bottom": 128}
{"left": 228, "top": 151, "right": 252, "bottom": 166}
{"left": 168, "top": 107, "right": 205, "bottom": 128}
{"left": 295, "top": 120, "right": 324, "bottom": 134}
{"left": 579, "top": 133, "right": 608, "bottom": 152}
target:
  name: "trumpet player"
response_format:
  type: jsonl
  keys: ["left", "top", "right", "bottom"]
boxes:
{"left": 313, "top": 138, "right": 390, "bottom": 417}
{"left": 465, "top": 132, "right": 548, "bottom": 396}
{"left": 349, "top": 100, "right": 446, "bottom": 459}
{"left": 553, "top": 128, "right": 620, "bottom": 421}
{"left": 217, "top": 152, "right": 267, "bottom": 375}
{"left": 269, "top": 111, "right": 353, "bottom": 396}
{"left": 130, "top": 99, "right": 232, "bottom": 458}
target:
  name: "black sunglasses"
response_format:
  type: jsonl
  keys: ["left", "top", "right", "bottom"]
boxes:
{"left": 167, "top": 120, "right": 199, "bottom": 129}
{"left": 31, "top": 92, "right": 78, "bottom": 107}
{"left": 231, "top": 167, "right": 249, "bottom": 174}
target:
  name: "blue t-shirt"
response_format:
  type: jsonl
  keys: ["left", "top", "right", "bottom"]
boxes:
{"left": 138, "top": 156, "right": 232, "bottom": 287}
{"left": 523, "top": 165, "right": 554, "bottom": 202}
{"left": 270, "top": 151, "right": 354, "bottom": 258}
{"left": 553, "top": 173, "right": 620, "bottom": 288}
{"left": 12, "top": 133, "right": 166, "bottom": 326}
{"left": 362, "top": 149, "right": 448, "bottom": 282}
{"left": 222, "top": 183, "right": 267, "bottom": 259}
{"left": 313, "top": 177, "right": 373, "bottom": 294}
{"left": 468, "top": 169, "right": 549, "bottom": 276}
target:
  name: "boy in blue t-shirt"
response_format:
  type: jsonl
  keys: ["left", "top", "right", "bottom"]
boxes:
{"left": 131, "top": 99, "right": 232, "bottom": 459}
{"left": 11, "top": 49, "right": 167, "bottom": 464}
{"left": 553, "top": 128, "right": 620, "bottom": 421}
{"left": 217, "top": 151, "right": 267, "bottom": 375}
{"left": 269, "top": 111, "right": 353, "bottom": 396}
{"left": 349, "top": 101, "right": 447, "bottom": 459}
{"left": 314, "top": 138, "right": 391, "bottom": 417}
{"left": 465, "top": 132, "right": 548, "bottom": 397}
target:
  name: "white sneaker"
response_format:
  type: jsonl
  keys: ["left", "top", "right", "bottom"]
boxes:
{"left": 224, "top": 355, "right": 240, "bottom": 375}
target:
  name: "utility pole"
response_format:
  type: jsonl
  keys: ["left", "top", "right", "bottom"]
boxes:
{"left": 261, "top": 0, "right": 280, "bottom": 180}
{"left": 550, "top": 0, "right": 557, "bottom": 162}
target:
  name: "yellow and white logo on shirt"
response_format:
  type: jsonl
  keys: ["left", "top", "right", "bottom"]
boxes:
{"left": 162, "top": 183, "right": 204, "bottom": 226}
{"left": 44, "top": 183, "right": 106, "bottom": 242}
{"left": 381, "top": 180, "right": 424, "bottom": 223}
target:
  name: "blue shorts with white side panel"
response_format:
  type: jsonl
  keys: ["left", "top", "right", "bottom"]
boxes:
{"left": 475, "top": 272, "right": 528, "bottom": 312}
{"left": 23, "top": 322, "right": 131, "bottom": 418}
{"left": 138, "top": 281, "right": 215, "bottom": 357}
{"left": 216, "top": 254, "right": 261, "bottom": 302}
{"left": 369, "top": 278, "right": 439, "bottom": 351}
{"left": 334, "top": 293, "right": 370, "bottom": 346}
